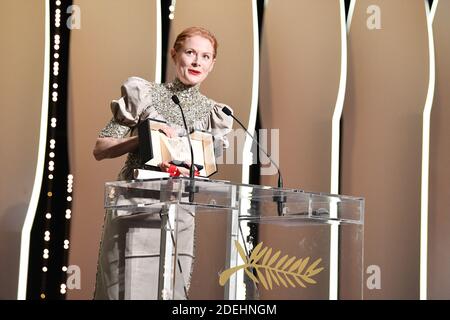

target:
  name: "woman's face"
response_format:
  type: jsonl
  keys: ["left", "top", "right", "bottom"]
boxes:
{"left": 171, "top": 35, "right": 216, "bottom": 86}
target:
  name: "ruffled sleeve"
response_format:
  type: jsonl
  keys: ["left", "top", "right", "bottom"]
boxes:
{"left": 197, "top": 104, "right": 234, "bottom": 156}
{"left": 110, "top": 76, "right": 153, "bottom": 127}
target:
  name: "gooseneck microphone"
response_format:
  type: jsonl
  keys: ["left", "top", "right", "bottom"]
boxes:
{"left": 222, "top": 107, "right": 283, "bottom": 188}
{"left": 221, "top": 107, "right": 286, "bottom": 216}
{"left": 171, "top": 95, "right": 196, "bottom": 202}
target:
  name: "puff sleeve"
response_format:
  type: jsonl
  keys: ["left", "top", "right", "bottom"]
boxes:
{"left": 110, "top": 77, "right": 154, "bottom": 127}
{"left": 98, "top": 77, "right": 155, "bottom": 139}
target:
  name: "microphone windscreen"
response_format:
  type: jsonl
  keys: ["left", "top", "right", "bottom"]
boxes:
{"left": 171, "top": 95, "right": 180, "bottom": 105}
{"left": 222, "top": 106, "right": 232, "bottom": 116}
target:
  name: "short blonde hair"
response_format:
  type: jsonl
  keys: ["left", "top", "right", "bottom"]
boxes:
{"left": 173, "top": 26, "right": 218, "bottom": 58}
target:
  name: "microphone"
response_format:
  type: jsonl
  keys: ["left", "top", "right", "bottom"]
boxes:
{"left": 171, "top": 95, "right": 196, "bottom": 202}
{"left": 221, "top": 107, "right": 286, "bottom": 216}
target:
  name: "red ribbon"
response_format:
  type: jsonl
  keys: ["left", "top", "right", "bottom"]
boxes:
{"left": 166, "top": 164, "right": 200, "bottom": 177}
{"left": 167, "top": 164, "right": 180, "bottom": 177}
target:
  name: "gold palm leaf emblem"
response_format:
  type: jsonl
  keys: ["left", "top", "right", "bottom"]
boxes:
{"left": 219, "top": 241, "right": 324, "bottom": 290}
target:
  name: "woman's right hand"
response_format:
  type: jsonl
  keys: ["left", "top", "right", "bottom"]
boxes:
{"left": 159, "top": 161, "right": 171, "bottom": 172}
{"left": 159, "top": 125, "right": 178, "bottom": 138}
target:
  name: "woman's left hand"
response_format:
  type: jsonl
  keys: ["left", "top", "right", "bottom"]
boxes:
{"left": 176, "top": 166, "right": 190, "bottom": 177}
{"left": 159, "top": 126, "right": 178, "bottom": 138}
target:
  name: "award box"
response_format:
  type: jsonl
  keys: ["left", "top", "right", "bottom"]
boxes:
{"left": 138, "top": 118, "right": 217, "bottom": 177}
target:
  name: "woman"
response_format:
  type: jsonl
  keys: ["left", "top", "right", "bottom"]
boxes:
{"left": 93, "top": 26, "right": 232, "bottom": 179}
{"left": 93, "top": 27, "right": 233, "bottom": 300}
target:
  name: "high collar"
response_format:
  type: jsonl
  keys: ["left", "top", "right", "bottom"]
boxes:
{"left": 170, "top": 77, "right": 201, "bottom": 95}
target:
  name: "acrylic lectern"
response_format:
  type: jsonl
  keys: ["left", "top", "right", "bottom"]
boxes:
{"left": 100, "top": 177, "right": 364, "bottom": 300}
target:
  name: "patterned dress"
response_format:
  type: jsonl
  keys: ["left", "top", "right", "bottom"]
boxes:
{"left": 94, "top": 77, "right": 233, "bottom": 300}
{"left": 98, "top": 76, "right": 233, "bottom": 180}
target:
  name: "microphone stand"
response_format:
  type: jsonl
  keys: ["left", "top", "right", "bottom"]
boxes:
{"left": 222, "top": 107, "right": 286, "bottom": 216}
{"left": 171, "top": 95, "right": 196, "bottom": 203}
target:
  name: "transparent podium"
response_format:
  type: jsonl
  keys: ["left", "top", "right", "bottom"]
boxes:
{"left": 102, "top": 177, "right": 364, "bottom": 300}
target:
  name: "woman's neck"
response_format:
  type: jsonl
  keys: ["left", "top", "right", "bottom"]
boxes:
{"left": 172, "top": 77, "right": 201, "bottom": 92}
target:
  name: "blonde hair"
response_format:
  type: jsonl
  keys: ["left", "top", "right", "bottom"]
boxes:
{"left": 173, "top": 26, "right": 218, "bottom": 58}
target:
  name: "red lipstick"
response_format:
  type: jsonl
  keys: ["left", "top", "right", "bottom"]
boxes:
{"left": 188, "top": 69, "right": 201, "bottom": 76}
